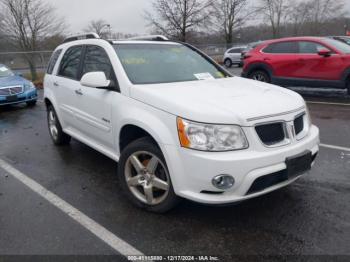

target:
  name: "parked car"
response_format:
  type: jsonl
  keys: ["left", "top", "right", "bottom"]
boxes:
{"left": 328, "top": 36, "right": 350, "bottom": 46}
{"left": 44, "top": 34, "right": 319, "bottom": 213}
{"left": 242, "top": 37, "right": 350, "bottom": 95}
{"left": 0, "top": 64, "right": 37, "bottom": 107}
{"left": 223, "top": 46, "right": 246, "bottom": 67}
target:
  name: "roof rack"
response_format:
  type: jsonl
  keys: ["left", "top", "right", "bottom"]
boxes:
{"left": 125, "top": 35, "right": 169, "bottom": 41}
{"left": 63, "top": 33, "right": 100, "bottom": 43}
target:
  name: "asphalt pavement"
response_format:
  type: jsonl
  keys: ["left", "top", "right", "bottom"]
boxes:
{"left": 0, "top": 84, "right": 349, "bottom": 261}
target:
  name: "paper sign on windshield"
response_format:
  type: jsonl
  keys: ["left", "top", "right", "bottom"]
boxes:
{"left": 194, "top": 73, "right": 215, "bottom": 80}
{"left": 0, "top": 67, "right": 7, "bottom": 72}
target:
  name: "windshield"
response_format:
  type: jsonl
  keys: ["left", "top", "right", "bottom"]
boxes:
{"left": 323, "top": 38, "right": 350, "bottom": 54}
{"left": 337, "top": 37, "right": 350, "bottom": 45}
{"left": 0, "top": 65, "right": 14, "bottom": 78}
{"left": 114, "top": 43, "right": 229, "bottom": 84}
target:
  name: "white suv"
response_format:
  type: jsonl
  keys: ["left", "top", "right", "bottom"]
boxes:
{"left": 44, "top": 34, "right": 320, "bottom": 213}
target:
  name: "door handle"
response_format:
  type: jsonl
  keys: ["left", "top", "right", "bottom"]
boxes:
{"left": 75, "top": 89, "right": 83, "bottom": 96}
{"left": 53, "top": 82, "right": 59, "bottom": 87}
{"left": 263, "top": 58, "right": 271, "bottom": 61}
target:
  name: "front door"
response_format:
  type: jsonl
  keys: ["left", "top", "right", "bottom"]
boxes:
{"left": 296, "top": 41, "right": 342, "bottom": 81}
{"left": 73, "top": 45, "right": 117, "bottom": 150}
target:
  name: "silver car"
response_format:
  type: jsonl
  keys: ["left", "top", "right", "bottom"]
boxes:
{"left": 223, "top": 46, "right": 246, "bottom": 68}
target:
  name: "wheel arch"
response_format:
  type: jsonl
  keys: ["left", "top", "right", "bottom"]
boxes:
{"left": 246, "top": 62, "right": 274, "bottom": 78}
{"left": 119, "top": 124, "right": 160, "bottom": 153}
{"left": 341, "top": 67, "right": 350, "bottom": 86}
{"left": 116, "top": 110, "right": 177, "bottom": 157}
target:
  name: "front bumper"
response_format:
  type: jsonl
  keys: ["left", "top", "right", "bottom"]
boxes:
{"left": 164, "top": 125, "right": 320, "bottom": 205}
{"left": 0, "top": 88, "right": 38, "bottom": 106}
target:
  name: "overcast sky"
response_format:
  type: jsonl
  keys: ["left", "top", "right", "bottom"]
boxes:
{"left": 47, "top": 0, "right": 153, "bottom": 34}
{"left": 47, "top": 0, "right": 350, "bottom": 35}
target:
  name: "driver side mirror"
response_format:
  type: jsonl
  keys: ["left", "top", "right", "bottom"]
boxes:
{"left": 80, "top": 72, "right": 111, "bottom": 89}
{"left": 318, "top": 49, "right": 331, "bottom": 57}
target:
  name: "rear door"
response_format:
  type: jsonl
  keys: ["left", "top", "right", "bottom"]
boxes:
{"left": 55, "top": 45, "right": 84, "bottom": 130}
{"left": 262, "top": 41, "right": 300, "bottom": 78}
{"left": 296, "top": 41, "right": 342, "bottom": 80}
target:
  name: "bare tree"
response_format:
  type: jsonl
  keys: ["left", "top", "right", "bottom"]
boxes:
{"left": 289, "top": 0, "right": 312, "bottom": 36}
{"left": 84, "top": 19, "right": 111, "bottom": 39}
{"left": 0, "top": 0, "right": 64, "bottom": 80}
{"left": 145, "top": 0, "right": 213, "bottom": 42}
{"left": 259, "top": 0, "right": 289, "bottom": 38}
{"left": 211, "top": 0, "right": 253, "bottom": 47}
{"left": 308, "top": 0, "right": 345, "bottom": 35}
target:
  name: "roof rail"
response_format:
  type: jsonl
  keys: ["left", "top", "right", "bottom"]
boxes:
{"left": 63, "top": 33, "right": 100, "bottom": 43}
{"left": 126, "top": 35, "right": 169, "bottom": 41}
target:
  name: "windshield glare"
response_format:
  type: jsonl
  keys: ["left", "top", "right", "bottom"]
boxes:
{"left": 114, "top": 44, "right": 228, "bottom": 85}
{"left": 323, "top": 38, "right": 350, "bottom": 54}
{"left": 0, "top": 65, "right": 14, "bottom": 78}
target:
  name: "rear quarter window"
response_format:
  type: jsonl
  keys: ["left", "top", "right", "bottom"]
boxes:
{"left": 47, "top": 49, "right": 62, "bottom": 75}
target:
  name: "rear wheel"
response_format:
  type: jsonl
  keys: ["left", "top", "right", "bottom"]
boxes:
{"left": 118, "top": 137, "right": 180, "bottom": 213}
{"left": 224, "top": 58, "right": 232, "bottom": 68}
{"left": 249, "top": 70, "right": 271, "bottom": 83}
{"left": 347, "top": 79, "right": 350, "bottom": 96}
{"left": 47, "top": 105, "right": 71, "bottom": 145}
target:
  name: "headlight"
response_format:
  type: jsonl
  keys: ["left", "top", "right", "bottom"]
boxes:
{"left": 177, "top": 118, "right": 249, "bottom": 152}
{"left": 24, "top": 82, "right": 35, "bottom": 91}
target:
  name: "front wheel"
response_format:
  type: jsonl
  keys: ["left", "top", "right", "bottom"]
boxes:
{"left": 118, "top": 137, "right": 180, "bottom": 213}
{"left": 249, "top": 70, "right": 271, "bottom": 83}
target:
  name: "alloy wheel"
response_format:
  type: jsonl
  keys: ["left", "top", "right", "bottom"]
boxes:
{"left": 252, "top": 72, "right": 267, "bottom": 82}
{"left": 48, "top": 110, "right": 58, "bottom": 140}
{"left": 124, "top": 151, "right": 170, "bottom": 206}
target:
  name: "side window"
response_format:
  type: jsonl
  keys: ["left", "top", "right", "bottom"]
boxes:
{"left": 229, "top": 48, "right": 242, "bottom": 53}
{"left": 298, "top": 41, "right": 330, "bottom": 54}
{"left": 263, "top": 42, "right": 298, "bottom": 54}
{"left": 47, "top": 49, "right": 62, "bottom": 75}
{"left": 58, "top": 46, "right": 83, "bottom": 80}
{"left": 82, "top": 46, "right": 114, "bottom": 80}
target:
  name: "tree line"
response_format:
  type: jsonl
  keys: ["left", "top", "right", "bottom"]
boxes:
{"left": 146, "top": 0, "right": 348, "bottom": 45}
{"left": 0, "top": 0, "right": 348, "bottom": 80}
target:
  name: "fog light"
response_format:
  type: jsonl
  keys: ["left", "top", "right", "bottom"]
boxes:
{"left": 212, "top": 175, "right": 235, "bottom": 190}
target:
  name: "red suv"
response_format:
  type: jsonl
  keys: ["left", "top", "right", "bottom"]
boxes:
{"left": 242, "top": 37, "right": 350, "bottom": 95}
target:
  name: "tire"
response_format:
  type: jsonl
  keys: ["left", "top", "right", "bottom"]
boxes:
{"left": 26, "top": 100, "right": 37, "bottom": 107}
{"left": 347, "top": 79, "right": 350, "bottom": 96}
{"left": 224, "top": 58, "right": 233, "bottom": 68}
{"left": 118, "top": 137, "right": 180, "bottom": 213}
{"left": 47, "top": 105, "right": 71, "bottom": 146}
{"left": 238, "top": 62, "right": 244, "bottom": 68}
{"left": 249, "top": 70, "right": 271, "bottom": 83}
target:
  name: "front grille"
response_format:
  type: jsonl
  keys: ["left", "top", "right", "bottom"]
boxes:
{"left": 255, "top": 123, "right": 285, "bottom": 146}
{"left": 0, "top": 97, "right": 25, "bottom": 104}
{"left": 0, "top": 86, "right": 23, "bottom": 96}
{"left": 294, "top": 115, "right": 304, "bottom": 136}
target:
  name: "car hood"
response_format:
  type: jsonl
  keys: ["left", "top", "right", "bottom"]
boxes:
{"left": 130, "top": 77, "right": 305, "bottom": 126}
{"left": 0, "top": 75, "right": 29, "bottom": 88}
